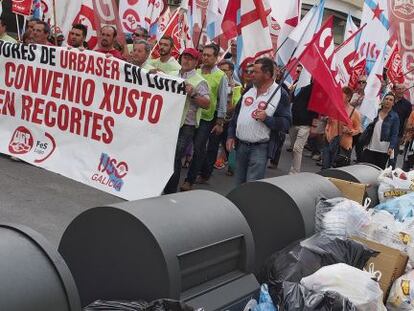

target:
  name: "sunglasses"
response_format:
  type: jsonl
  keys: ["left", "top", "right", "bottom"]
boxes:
{"left": 358, "top": 80, "right": 367, "bottom": 84}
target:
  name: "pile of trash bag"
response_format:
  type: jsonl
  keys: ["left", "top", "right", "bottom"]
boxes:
{"left": 258, "top": 234, "right": 378, "bottom": 308}
{"left": 377, "top": 168, "right": 414, "bottom": 203}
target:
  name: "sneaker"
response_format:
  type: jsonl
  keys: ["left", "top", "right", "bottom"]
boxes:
{"left": 312, "top": 154, "right": 321, "bottom": 161}
{"left": 214, "top": 159, "right": 226, "bottom": 170}
{"left": 180, "top": 182, "right": 193, "bottom": 191}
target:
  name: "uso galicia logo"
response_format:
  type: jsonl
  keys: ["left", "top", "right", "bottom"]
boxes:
{"left": 391, "top": 0, "right": 414, "bottom": 21}
{"left": 91, "top": 153, "right": 129, "bottom": 192}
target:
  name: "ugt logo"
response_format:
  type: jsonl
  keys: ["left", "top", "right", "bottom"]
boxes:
{"left": 9, "top": 126, "right": 34, "bottom": 155}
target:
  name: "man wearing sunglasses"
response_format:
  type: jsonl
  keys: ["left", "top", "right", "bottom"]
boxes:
{"left": 227, "top": 57, "right": 291, "bottom": 186}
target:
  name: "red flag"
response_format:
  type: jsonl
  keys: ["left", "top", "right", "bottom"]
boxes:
{"left": 348, "top": 57, "right": 367, "bottom": 90}
{"left": 298, "top": 16, "right": 350, "bottom": 125}
{"left": 12, "top": 0, "right": 33, "bottom": 16}
{"left": 91, "top": 0, "right": 126, "bottom": 47}
{"left": 385, "top": 41, "right": 405, "bottom": 84}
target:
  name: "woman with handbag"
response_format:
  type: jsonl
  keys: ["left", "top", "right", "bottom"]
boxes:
{"left": 322, "top": 87, "right": 361, "bottom": 169}
{"left": 360, "top": 93, "right": 400, "bottom": 169}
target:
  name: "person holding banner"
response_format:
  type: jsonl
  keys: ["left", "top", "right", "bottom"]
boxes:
{"left": 226, "top": 58, "right": 291, "bottom": 186}
{"left": 96, "top": 26, "right": 123, "bottom": 60}
{"left": 32, "top": 21, "right": 53, "bottom": 46}
{"left": 68, "top": 24, "right": 88, "bottom": 49}
{"left": 129, "top": 40, "right": 155, "bottom": 71}
{"left": 0, "top": 19, "right": 17, "bottom": 43}
{"left": 149, "top": 36, "right": 181, "bottom": 74}
{"left": 164, "top": 48, "right": 210, "bottom": 194}
{"left": 180, "top": 44, "right": 228, "bottom": 191}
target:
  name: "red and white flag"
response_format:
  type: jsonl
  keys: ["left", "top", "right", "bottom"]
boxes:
{"left": 91, "top": 0, "right": 126, "bottom": 46}
{"left": 151, "top": 10, "right": 191, "bottom": 59}
{"left": 222, "top": 0, "right": 273, "bottom": 67}
{"left": 348, "top": 57, "right": 367, "bottom": 90}
{"left": 12, "top": 0, "right": 33, "bottom": 16}
{"left": 54, "top": 0, "right": 99, "bottom": 50}
{"left": 298, "top": 16, "right": 351, "bottom": 125}
{"left": 385, "top": 41, "right": 405, "bottom": 84}
{"left": 119, "top": 0, "right": 148, "bottom": 33}
{"left": 334, "top": 24, "right": 366, "bottom": 87}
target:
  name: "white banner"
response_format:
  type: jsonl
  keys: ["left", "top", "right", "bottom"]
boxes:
{"left": 0, "top": 42, "right": 186, "bottom": 200}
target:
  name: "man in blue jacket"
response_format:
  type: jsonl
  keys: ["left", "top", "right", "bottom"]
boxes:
{"left": 226, "top": 57, "right": 291, "bottom": 186}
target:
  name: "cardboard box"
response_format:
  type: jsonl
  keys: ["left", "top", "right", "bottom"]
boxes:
{"left": 328, "top": 177, "right": 367, "bottom": 205}
{"left": 352, "top": 236, "right": 408, "bottom": 301}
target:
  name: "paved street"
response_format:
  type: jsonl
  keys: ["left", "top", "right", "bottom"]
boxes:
{"left": 0, "top": 139, "right": 322, "bottom": 247}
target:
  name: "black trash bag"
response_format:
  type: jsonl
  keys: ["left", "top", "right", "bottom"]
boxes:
{"left": 83, "top": 299, "right": 194, "bottom": 311}
{"left": 282, "top": 282, "right": 356, "bottom": 311}
{"left": 300, "top": 234, "right": 378, "bottom": 269}
{"left": 258, "top": 234, "right": 378, "bottom": 305}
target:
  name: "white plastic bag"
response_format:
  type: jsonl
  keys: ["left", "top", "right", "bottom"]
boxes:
{"left": 301, "top": 263, "right": 386, "bottom": 310}
{"left": 386, "top": 270, "right": 414, "bottom": 311}
{"left": 361, "top": 209, "right": 414, "bottom": 267}
{"left": 378, "top": 167, "right": 414, "bottom": 203}
{"left": 315, "top": 198, "right": 370, "bottom": 239}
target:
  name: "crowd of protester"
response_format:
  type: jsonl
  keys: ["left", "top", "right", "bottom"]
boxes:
{"left": 1, "top": 16, "right": 413, "bottom": 194}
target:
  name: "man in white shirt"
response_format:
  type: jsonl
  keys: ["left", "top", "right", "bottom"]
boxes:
{"left": 227, "top": 57, "right": 291, "bottom": 185}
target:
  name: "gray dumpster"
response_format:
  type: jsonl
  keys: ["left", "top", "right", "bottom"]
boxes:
{"left": 227, "top": 173, "right": 341, "bottom": 272}
{"left": 318, "top": 164, "right": 382, "bottom": 206}
{"left": 58, "top": 190, "right": 258, "bottom": 310}
{"left": 0, "top": 224, "right": 81, "bottom": 311}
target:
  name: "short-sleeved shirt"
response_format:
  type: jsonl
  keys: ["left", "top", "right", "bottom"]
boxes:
{"left": 178, "top": 70, "right": 209, "bottom": 126}
{"left": 149, "top": 56, "right": 181, "bottom": 74}
{"left": 236, "top": 82, "right": 281, "bottom": 143}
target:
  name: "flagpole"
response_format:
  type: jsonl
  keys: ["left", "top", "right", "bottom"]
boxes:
{"left": 15, "top": 15, "right": 21, "bottom": 42}
{"left": 52, "top": 0, "right": 58, "bottom": 45}
{"left": 196, "top": 14, "right": 206, "bottom": 50}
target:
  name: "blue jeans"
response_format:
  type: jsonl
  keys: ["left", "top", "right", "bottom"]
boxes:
{"left": 322, "top": 137, "right": 339, "bottom": 169}
{"left": 185, "top": 119, "right": 214, "bottom": 184}
{"left": 164, "top": 125, "right": 195, "bottom": 194}
{"left": 235, "top": 141, "right": 268, "bottom": 186}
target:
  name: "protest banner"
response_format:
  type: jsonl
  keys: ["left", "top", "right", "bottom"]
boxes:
{"left": 0, "top": 42, "right": 187, "bottom": 200}
{"left": 12, "top": 0, "right": 33, "bottom": 16}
